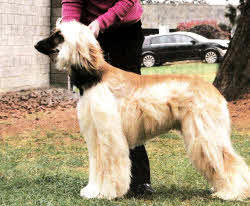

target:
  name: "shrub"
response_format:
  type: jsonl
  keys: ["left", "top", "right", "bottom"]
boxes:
{"left": 218, "top": 23, "right": 232, "bottom": 33}
{"left": 188, "top": 24, "right": 223, "bottom": 39}
{"left": 177, "top": 20, "right": 230, "bottom": 39}
{"left": 177, "top": 20, "right": 217, "bottom": 31}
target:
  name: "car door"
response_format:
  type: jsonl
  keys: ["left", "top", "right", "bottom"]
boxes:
{"left": 150, "top": 35, "right": 177, "bottom": 63}
{"left": 172, "top": 34, "right": 201, "bottom": 60}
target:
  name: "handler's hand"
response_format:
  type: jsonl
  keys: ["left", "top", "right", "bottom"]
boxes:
{"left": 88, "top": 20, "right": 100, "bottom": 38}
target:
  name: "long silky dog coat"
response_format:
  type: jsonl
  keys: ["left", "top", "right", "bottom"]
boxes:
{"left": 35, "top": 20, "right": 250, "bottom": 200}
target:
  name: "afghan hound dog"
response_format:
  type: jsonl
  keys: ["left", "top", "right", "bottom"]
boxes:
{"left": 34, "top": 20, "right": 250, "bottom": 201}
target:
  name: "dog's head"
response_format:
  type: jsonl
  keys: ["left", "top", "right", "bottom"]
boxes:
{"left": 34, "top": 29, "right": 64, "bottom": 57}
{"left": 34, "top": 20, "right": 103, "bottom": 72}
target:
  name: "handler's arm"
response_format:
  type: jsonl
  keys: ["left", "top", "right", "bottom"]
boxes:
{"left": 61, "top": 0, "right": 83, "bottom": 22}
{"left": 96, "top": 0, "right": 140, "bottom": 31}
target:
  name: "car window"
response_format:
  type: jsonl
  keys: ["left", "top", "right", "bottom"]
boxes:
{"left": 151, "top": 37, "right": 160, "bottom": 44}
{"left": 151, "top": 35, "right": 175, "bottom": 44}
{"left": 159, "top": 35, "right": 175, "bottom": 43}
{"left": 143, "top": 37, "right": 151, "bottom": 46}
{"left": 173, "top": 35, "right": 194, "bottom": 43}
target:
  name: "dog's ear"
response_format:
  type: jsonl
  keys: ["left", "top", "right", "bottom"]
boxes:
{"left": 86, "top": 42, "right": 103, "bottom": 69}
{"left": 76, "top": 32, "right": 104, "bottom": 72}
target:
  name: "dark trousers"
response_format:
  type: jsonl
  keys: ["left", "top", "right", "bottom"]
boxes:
{"left": 97, "top": 21, "right": 151, "bottom": 187}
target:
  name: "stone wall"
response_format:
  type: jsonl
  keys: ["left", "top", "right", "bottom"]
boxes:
{"left": 0, "top": 0, "right": 51, "bottom": 93}
{"left": 141, "top": 4, "right": 229, "bottom": 29}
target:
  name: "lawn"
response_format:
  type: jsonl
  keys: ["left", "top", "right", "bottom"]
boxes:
{"left": 0, "top": 130, "right": 249, "bottom": 206}
{"left": 0, "top": 62, "right": 249, "bottom": 206}
{"left": 141, "top": 62, "right": 218, "bottom": 83}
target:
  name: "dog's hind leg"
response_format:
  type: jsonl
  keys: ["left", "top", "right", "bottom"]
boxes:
{"left": 181, "top": 104, "right": 250, "bottom": 200}
{"left": 78, "top": 84, "right": 131, "bottom": 199}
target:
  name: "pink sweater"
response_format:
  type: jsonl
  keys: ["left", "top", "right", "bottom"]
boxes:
{"left": 62, "top": 0, "right": 143, "bottom": 31}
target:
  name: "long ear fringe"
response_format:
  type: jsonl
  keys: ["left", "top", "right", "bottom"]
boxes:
{"left": 77, "top": 40, "right": 104, "bottom": 73}
{"left": 56, "top": 20, "right": 104, "bottom": 73}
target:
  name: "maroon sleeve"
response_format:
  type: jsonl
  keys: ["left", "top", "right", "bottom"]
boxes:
{"left": 97, "top": 0, "right": 137, "bottom": 31}
{"left": 61, "top": 0, "right": 84, "bottom": 22}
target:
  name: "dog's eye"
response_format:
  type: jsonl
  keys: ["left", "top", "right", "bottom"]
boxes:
{"left": 54, "top": 31, "right": 64, "bottom": 44}
{"left": 49, "top": 31, "right": 64, "bottom": 46}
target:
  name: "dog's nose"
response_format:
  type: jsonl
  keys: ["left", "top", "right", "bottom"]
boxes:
{"left": 34, "top": 42, "right": 47, "bottom": 55}
{"left": 34, "top": 43, "right": 40, "bottom": 50}
{"left": 34, "top": 43, "right": 39, "bottom": 51}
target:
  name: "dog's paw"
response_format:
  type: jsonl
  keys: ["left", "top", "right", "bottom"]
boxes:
{"left": 212, "top": 191, "right": 242, "bottom": 201}
{"left": 210, "top": 187, "right": 216, "bottom": 192}
{"left": 80, "top": 184, "right": 100, "bottom": 199}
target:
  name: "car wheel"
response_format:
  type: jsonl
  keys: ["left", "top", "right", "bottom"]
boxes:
{"left": 204, "top": 50, "right": 218, "bottom": 64}
{"left": 143, "top": 54, "right": 156, "bottom": 67}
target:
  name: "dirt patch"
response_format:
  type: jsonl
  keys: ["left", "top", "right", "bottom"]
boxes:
{"left": 0, "top": 88, "right": 249, "bottom": 137}
{"left": 228, "top": 93, "right": 250, "bottom": 134}
{"left": 0, "top": 88, "right": 77, "bottom": 120}
{"left": 0, "top": 88, "right": 79, "bottom": 137}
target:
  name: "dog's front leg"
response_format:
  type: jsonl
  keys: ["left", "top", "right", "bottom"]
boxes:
{"left": 80, "top": 155, "right": 100, "bottom": 199}
{"left": 77, "top": 85, "right": 131, "bottom": 199}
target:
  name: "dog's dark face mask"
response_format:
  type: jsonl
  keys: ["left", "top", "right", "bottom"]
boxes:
{"left": 34, "top": 30, "right": 64, "bottom": 58}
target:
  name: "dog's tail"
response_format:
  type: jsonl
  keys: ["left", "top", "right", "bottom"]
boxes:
{"left": 181, "top": 101, "right": 250, "bottom": 200}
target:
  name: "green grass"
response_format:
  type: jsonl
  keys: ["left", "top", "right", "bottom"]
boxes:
{"left": 141, "top": 62, "right": 219, "bottom": 83}
{"left": 0, "top": 130, "right": 249, "bottom": 206}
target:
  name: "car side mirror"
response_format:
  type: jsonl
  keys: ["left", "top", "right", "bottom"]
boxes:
{"left": 191, "top": 40, "right": 196, "bottom": 45}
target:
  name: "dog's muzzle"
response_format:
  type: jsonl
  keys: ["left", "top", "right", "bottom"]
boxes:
{"left": 34, "top": 41, "right": 59, "bottom": 63}
{"left": 34, "top": 42, "right": 59, "bottom": 56}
